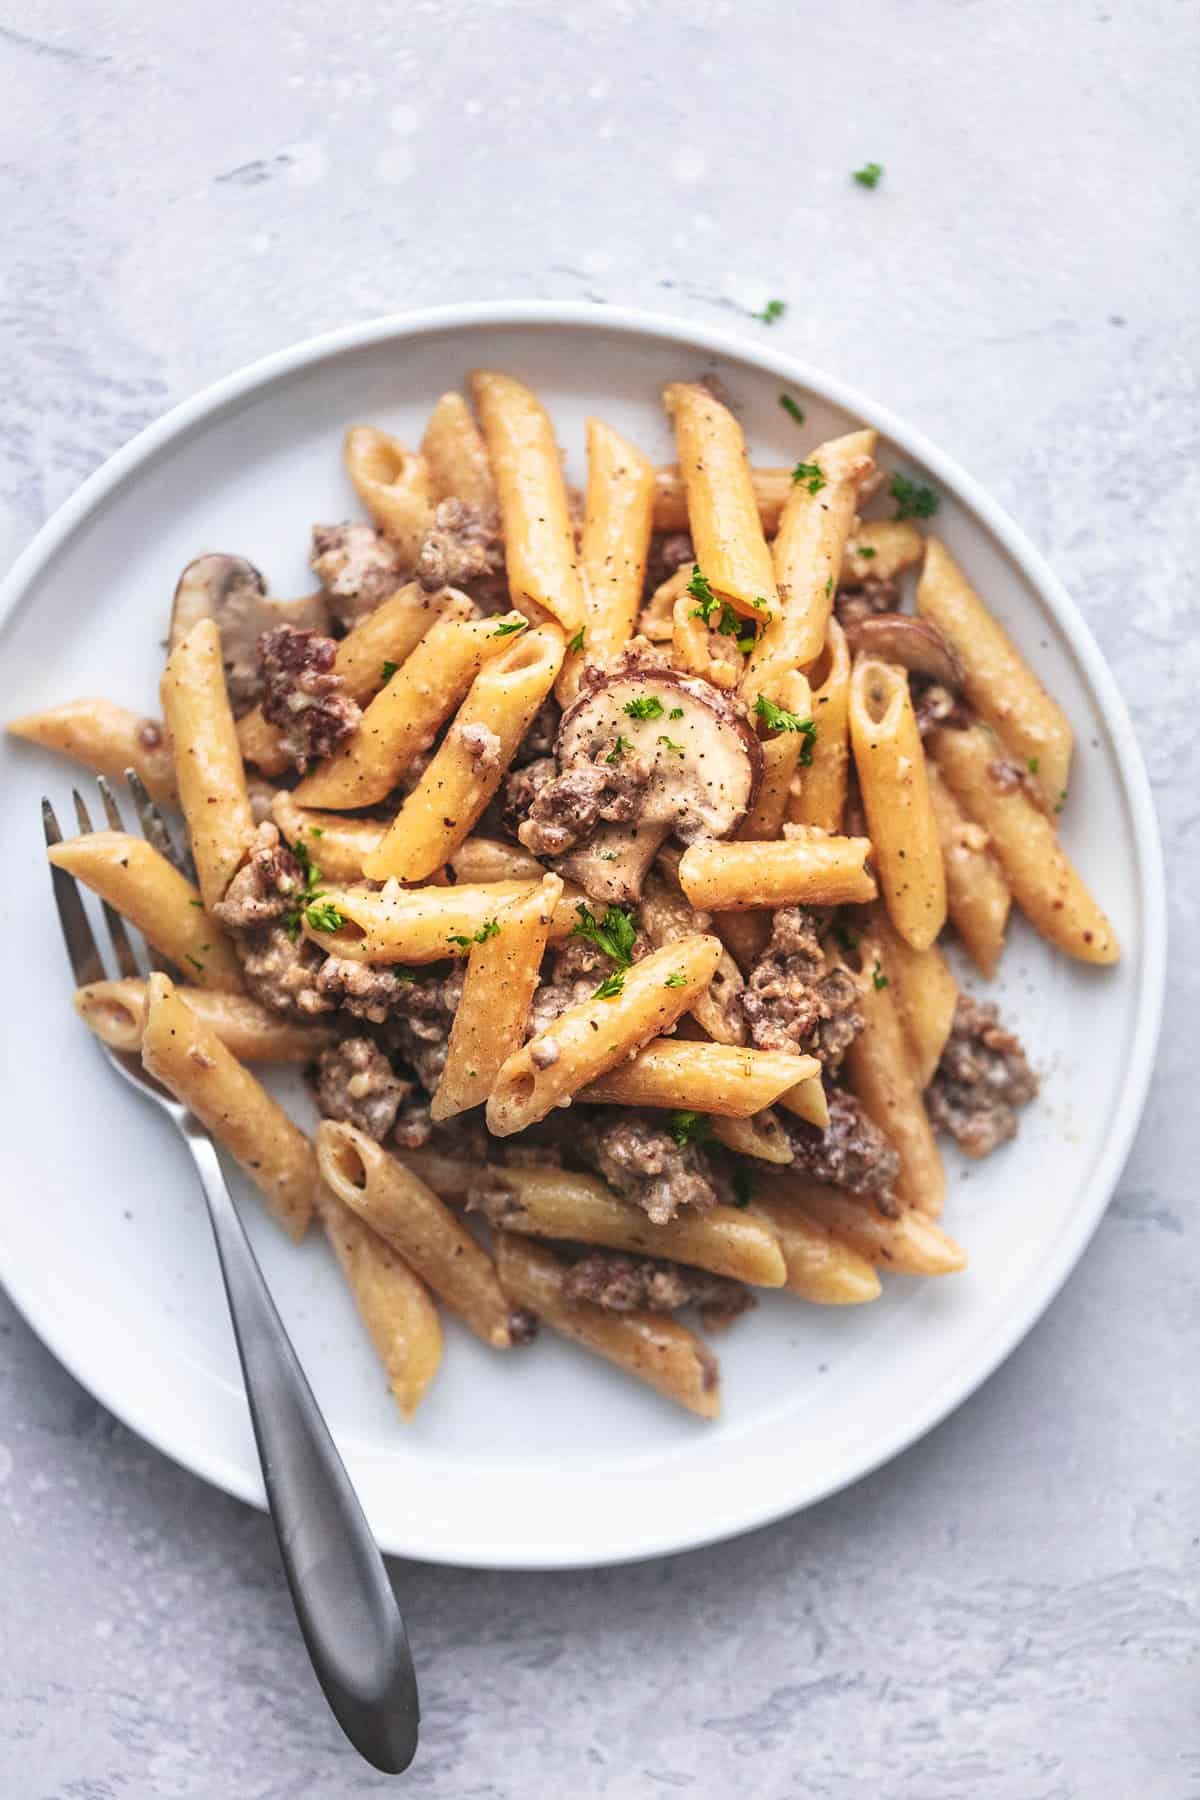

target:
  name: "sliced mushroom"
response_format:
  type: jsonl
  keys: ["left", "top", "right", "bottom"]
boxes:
{"left": 169, "top": 554, "right": 331, "bottom": 714}
{"left": 542, "top": 655, "right": 762, "bottom": 902}
{"left": 844, "top": 612, "right": 964, "bottom": 689}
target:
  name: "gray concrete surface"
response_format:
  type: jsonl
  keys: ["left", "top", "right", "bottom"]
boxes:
{"left": 1, "top": 3, "right": 1197, "bottom": 1795}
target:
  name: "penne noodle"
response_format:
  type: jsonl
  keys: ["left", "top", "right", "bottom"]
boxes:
{"left": 486, "top": 935, "right": 723, "bottom": 1136}
{"left": 651, "top": 464, "right": 793, "bottom": 536}
{"left": 317, "top": 1122, "right": 519, "bottom": 1349}
{"left": 433, "top": 875, "right": 563, "bottom": 1120}
{"left": 738, "top": 673, "right": 814, "bottom": 840}
{"left": 160, "top": 618, "right": 255, "bottom": 910}
{"left": 671, "top": 588, "right": 743, "bottom": 691}
{"left": 746, "top": 1195, "right": 882, "bottom": 1304}
{"left": 678, "top": 832, "right": 876, "bottom": 912}
{"left": 871, "top": 908, "right": 958, "bottom": 1089}
{"left": 662, "top": 381, "right": 779, "bottom": 616}
{"left": 558, "top": 417, "right": 655, "bottom": 704}
{"left": 305, "top": 878, "right": 545, "bottom": 963}
{"left": 290, "top": 597, "right": 503, "bottom": 809}
{"left": 929, "top": 723, "right": 1118, "bottom": 964}
{"left": 641, "top": 562, "right": 691, "bottom": 642}
{"left": 712, "top": 909, "right": 772, "bottom": 971}
{"left": 710, "top": 1110, "right": 795, "bottom": 1164}
{"left": 777, "top": 1076, "right": 832, "bottom": 1131}
{"left": 471, "top": 370, "right": 585, "bottom": 633}
{"left": 46, "top": 831, "right": 243, "bottom": 991}
{"left": 74, "top": 977, "right": 335, "bottom": 1062}
{"left": 918, "top": 538, "right": 1073, "bottom": 809}
{"left": 8, "top": 699, "right": 178, "bottom": 804}
{"left": 140, "top": 973, "right": 315, "bottom": 1240}
{"left": 579, "top": 1039, "right": 820, "bottom": 1117}
{"left": 849, "top": 657, "right": 946, "bottom": 950}
{"left": 925, "top": 761, "right": 1011, "bottom": 978}
{"left": 638, "top": 869, "right": 749, "bottom": 1047}
{"left": 361, "top": 624, "right": 564, "bottom": 882}
{"left": 842, "top": 518, "right": 927, "bottom": 585}
{"left": 845, "top": 935, "right": 945, "bottom": 1215}
{"left": 420, "top": 391, "right": 497, "bottom": 511}
{"left": 315, "top": 1182, "right": 441, "bottom": 1420}
{"left": 448, "top": 835, "right": 544, "bottom": 884}
{"left": 271, "top": 792, "right": 383, "bottom": 883}
{"left": 343, "top": 425, "right": 434, "bottom": 564}
{"left": 493, "top": 1232, "right": 720, "bottom": 1419}
{"left": 787, "top": 620, "right": 851, "bottom": 833}
{"left": 744, "top": 429, "right": 876, "bottom": 696}
{"left": 396, "top": 1147, "right": 493, "bottom": 1205}
{"left": 762, "top": 1175, "right": 967, "bottom": 1275}
{"left": 476, "top": 1163, "right": 787, "bottom": 1287}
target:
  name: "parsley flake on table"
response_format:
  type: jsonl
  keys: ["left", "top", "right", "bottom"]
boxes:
{"left": 779, "top": 393, "right": 806, "bottom": 426}
{"left": 572, "top": 902, "right": 638, "bottom": 967}
{"left": 752, "top": 299, "right": 786, "bottom": 324}
{"left": 791, "top": 460, "right": 826, "bottom": 495}
{"left": 889, "top": 474, "right": 939, "bottom": 519}
{"left": 853, "top": 161, "right": 884, "bottom": 189}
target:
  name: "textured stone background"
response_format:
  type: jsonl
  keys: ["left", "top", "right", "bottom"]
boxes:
{"left": 1, "top": 3, "right": 1197, "bottom": 1795}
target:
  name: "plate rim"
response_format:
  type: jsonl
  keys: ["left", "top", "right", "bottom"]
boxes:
{"left": 0, "top": 299, "right": 1167, "bottom": 1567}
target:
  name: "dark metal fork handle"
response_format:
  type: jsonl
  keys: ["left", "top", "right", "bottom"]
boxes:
{"left": 184, "top": 1125, "right": 419, "bottom": 1773}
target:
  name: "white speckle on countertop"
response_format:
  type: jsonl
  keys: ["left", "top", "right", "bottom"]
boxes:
{"left": 670, "top": 146, "right": 707, "bottom": 184}
{"left": 282, "top": 139, "right": 327, "bottom": 187}
{"left": 376, "top": 143, "right": 415, "bottom": 185}
{"left": 388, "top": 101, "right": 421, "bottom": 135}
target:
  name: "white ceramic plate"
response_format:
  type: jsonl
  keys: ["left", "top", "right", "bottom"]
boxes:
{"left": 0, "top": 303, "right": 1165, "bottom": 1569}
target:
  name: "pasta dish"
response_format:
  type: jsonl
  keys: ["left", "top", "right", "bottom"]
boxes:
{"left": 9, "top": 371, "right": 1119, "bottom": 1419}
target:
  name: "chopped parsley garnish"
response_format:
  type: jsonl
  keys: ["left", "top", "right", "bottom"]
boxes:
{"left": 792, "top": 460, "right": 826, "bottom": 495}
{"left": 824, "top": 575, "right": 833, "bottom": 598}
{"left": 753, "top": 695, "right": 818, "bottom": 764}
{"left": 188, "top": 899, "right": 204, "bottom": 909}
{"left": 657, "top": 734, "right": 685, "bottom": 756}
{"left": 1055, "top": 788, "right": 1068, "bottom": 814}
{"left": 305, "top": 900, "right": 346, "bottom": 933}
{"left": 669, "top": 1109, "right": 713, "bottom": 1147}
{"left": 668, "top": 706, "right": 684, "bottom": 720}
{"left": 664, "top": 971, "right": 687, "bottom": 989}
{"left": 492, "top": 617, "right": 529, "bottom": 637}
{"left": 687, "top": 565, "right": 719, "bottom": 617}
{"left": 749, "top": 595, "right": 769, "bottom": 611}
{"left": 779, "top": 393, "right": 806, "bottom": 426}
{"left": 308, "top": 826, "right": 324, "bottom": 838}
{"left": 731, "top": 1166, "right": 754, "bottom": 1208}
{"left": 624, "top": 694, "right": 665, "bottom": 720}
{"left": 853, "top": 161, "right": 884, "bottom": 189}
{"left": 448, "top": 918, "right": 501, "bottom": 948}
{"left": 605, "top": 734, "right": 633, "bottom": 764}
{"left": 566, "top": 626, "right": 585, "bottom": 653}
{"left": 573, "top": 902, "right": 638, "bottom": 969}
{"left": 185, "top": 954, "right": 204, "bottom": 974}
{"left": 688, "top": 567, "right": 759, "bottom": 654}
{"left": 856, "top": 544, "right": 877, "bottom": 559}
{"left": 380, "top": 660, "right": 399, "bottom": 685}
{"left": 752, "top": 298, "right": 786, "bottom": 324}
{"left": 889, "top": 474, "right": 939, "bottom": 520}
{"left": 281, "top": 836, "right": 328, "bottom": 940}
{"left": 594, "top": 970, "right": 625, "bottom": 1000}
{"left": 872, "top": 959, "right": 889, "bottom": 990}
{"left": 1027, "top": 756, "right": 1040, "bottom": 775}
{"left": 835, "top": 923, "right": 861, "bottom": 952}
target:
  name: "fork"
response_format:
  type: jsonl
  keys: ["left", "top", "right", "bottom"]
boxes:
{"left": 43, "top": 777, "right": 420, "bottom": 1775}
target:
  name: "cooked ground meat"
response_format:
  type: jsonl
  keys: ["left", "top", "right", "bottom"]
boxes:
{"left": 415, "top": 498, "right": 504, "bottom": 600}
{"left": 377, "top": 965, "right": 465, "bottom": 1092}
{"left": 316, "top": 957, "right": 420, "bottom": 1025}
{"left": 392, "top": 1093, "right": 434, "bottom": 1150}
{"left": 257, "top": 626, "right": 361, "bottom": 772}
{"left": 562, "top": 1249, "right": 754, "bottom": 1331}
{"left": 527, "top": 936, "right": 633, "bottom": 1037}
{"left": 785, "top": 1087, "right": 901, "bottom": 1197}
{"left": 456, "top": 720, "right": 503, "bottom": 775}
{"left": 315, "top": 1037, "right": 409, "bottom": 1140}
{"left": 238, "top": 926, "right": 331, "bottom": 1020}
{"left": 212, "top": 822, "right": 305, "bottom": 930}
{"left": 912, "top": 678, "right": 970, "bottom": 737}
{"left": 834, "top": 575, "right": 900, "bottom": 632}
{"left": 502, "top": 756, "right": 557, "bottom": 839}
{"left": 578, "top": 1111, "right": 718, "bottom": 1224}
{"left": 643, "top": 530, "right": 695, "bottom": 598}
{"left": 517, "top": 748, "right": 653, "bottom": 859}
{"left": 507, "top": 1308, "right": 540, "bottom": 1347}
{"left": 740, "top": 907, "right": 865, "bottom": 1070}
{"left": 926, "top": 994, "right": 1039, "bottom": 1158}
{"left": 310, "top": 523, "right": 410, "bottom": 629}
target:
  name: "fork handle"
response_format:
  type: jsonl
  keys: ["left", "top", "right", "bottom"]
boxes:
{"left": 182, "top": 1124, "right": 420, "bottom": 1774}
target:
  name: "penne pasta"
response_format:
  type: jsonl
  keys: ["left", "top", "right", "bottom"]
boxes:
{"left": 304, "top": 878, "right": 551, "bottom": 963}
{"left": 290, "top": 597, "right": 503, "bottom": 808}
{"left": 315, "top": 1182, "right": 441, "bottom": 1420}
{"left": 361, "top": 624, "right": 564, "bottom": 882}
{"left": 160, "top": 618, "right": 255, "bottom": 909}
{"left": 842, "top": 518, "right": 927, "bottom": 585}
{"left": 738, "top": 673, "right": 814, "bottom": 840}
{"left": 925, "top": 761, "right": 1011, "bottom": 977}
{"left": 486, "top": 935, "right": 723, "bottom": 1136}
{"left": 558, "top": 417, "right": 655, "bottom": 703}
{"left": 448, "top": 835, "right": 544, "bottom": 884}
{"left": 46, "top": 831, "right": 243, "bottom": 991}
{"left": 317, "top": 1122, "right": 519, "bottom": 1349}
{"left": 787, "top": 619, "right": 851, "bottom": 833}
{"left": 8, "top": 699, "right": 178, "bottom": 804}
{"left": 343, "top": 425, "right": 434, "bottom": 565}
{"left": 744, "top": 429, "right": 876, "bottom": 697}
{"left": 433, "top": 875, "right": 563, "bottom": 1120}
{"left": 652, "top": 463, "right": 794, "bottom": 535}
{"left": 475, "top": 1163, "right": 787, "bottom": 1287}
{"left": 140, "top": 973, "right": 315, "bottom": 1240}
{"left": 671, "top": 588, "right": 743, "bottom": 692}
{"left": 746, "top": 1196, "right": 882, "bottom": 1304}
{"left": 871, "top": 908, "right": 958, "bottom": 1089}
{"left": 777, "top": 1076, "right": 832, "bottom": 1131}
{"left": 271, "top": 792, "right": 383, "bottom": 883}
{"left": 762, "top": 1175, "right": 967, "bottom": 1275}
{"left": 662, "top": 381, "right": 779, "bottom": 616}
{"left": 493, "top": 1233, "right": 720, "bottom": 1419}
{"left": 579, "top": 1039, "right": 820, "bottom": 1117}
{"left": 471, "top": 370, "right": 585, "bottom": 633}
{"left": 929, "top": 723, "right": 1118, "bottom": 964}
{"left": 849, "top": 657, "right": 947, "bottom": 950}
{"left": 420, "top": 391, "right": 497, "bottom": 511}
{"left": 710, "top": 1110, "right": 795, "bottom": 1164}
{"left": 74, "top": 977, "right": 335, "bottom": 1062}
{"left": 678, "top": 831, "right": 876, "bottom": 911}
{"left": 918, "top": 538, "right": 1073, "bottom": 810}
{"left": 845, "top": 935, "right": 945, "bottom": 1215}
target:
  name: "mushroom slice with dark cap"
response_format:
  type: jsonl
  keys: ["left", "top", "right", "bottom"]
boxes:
{"left": 517, "top": 650, "right": 762, "bottom": 904}
{"left": 843, "top": 612, "right": 964, "bottom": 689}
{"left": 169, "top": 554, "right": 331, "bottom": 714}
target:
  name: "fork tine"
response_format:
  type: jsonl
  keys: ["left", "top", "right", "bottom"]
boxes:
{"left": 96, "top": 774, "right": 125, "bottom": 832}
{"left": 73, "top": 787, "right": 142, "bottom": 980}
{"left": 126, "top": 767, "right": 194, "bottom": 879}
{"left": 43, "top": 798, "right": 107, "bottom": 988}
